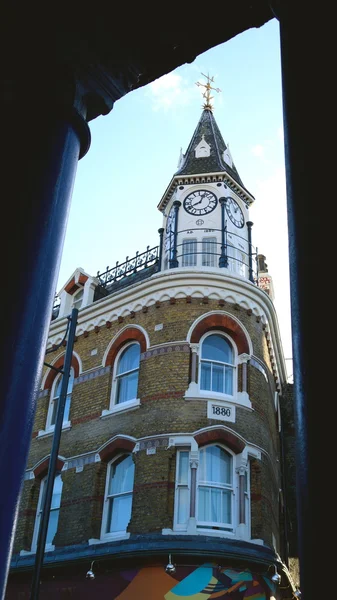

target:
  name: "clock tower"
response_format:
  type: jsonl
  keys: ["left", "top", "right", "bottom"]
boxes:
{"left": 158, "top": 74, "right": 256, "bottom": 282}
{"left": 6, "top": 74, "right": 298, "bottom": 599}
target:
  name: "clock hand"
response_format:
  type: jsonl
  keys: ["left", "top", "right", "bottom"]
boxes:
{"left": 192, "top": 193, "right": 207, "bottom": 206}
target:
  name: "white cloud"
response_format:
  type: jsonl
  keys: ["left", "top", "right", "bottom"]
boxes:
{"left": 147, "top": 73, "right": 197, "bottom": 112}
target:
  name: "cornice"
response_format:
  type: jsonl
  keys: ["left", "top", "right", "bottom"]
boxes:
{"left": 157, "top": 171, "right": 255, "bottom": 213}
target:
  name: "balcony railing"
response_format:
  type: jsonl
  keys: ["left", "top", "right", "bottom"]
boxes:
{"left": 97, "top": 245, "right": 160, "bottom": 288}
{"left": 166, "top": 227, "right": 258, "bottom": 283}
{"left": 51, "top": 228, "right": 264, "bottom": 321}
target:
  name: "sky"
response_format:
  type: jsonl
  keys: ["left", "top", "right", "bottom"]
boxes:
{"left": 56, "top": 17, "right": 293, "bottom": 382}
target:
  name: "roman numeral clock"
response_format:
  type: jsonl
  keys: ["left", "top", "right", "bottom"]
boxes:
{"left": 183, "top": 190, "right": 218, "bottom": 216}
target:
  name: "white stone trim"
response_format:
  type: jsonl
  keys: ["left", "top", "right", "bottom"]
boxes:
{"left": 47, "top": 269, "right": 286, "bottom": 386}
{"left": 37, "top": 421, "right": 71, "bottom": 439}
{"left": 89, "top": 533, "right": 130, "bottom": 545}
{"left": 101, "top": 398, "right": 140, "bottom": 418}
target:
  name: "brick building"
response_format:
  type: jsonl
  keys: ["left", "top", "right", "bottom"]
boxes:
{"left": 6, "top": 83, "right": 298, "bottom": 599}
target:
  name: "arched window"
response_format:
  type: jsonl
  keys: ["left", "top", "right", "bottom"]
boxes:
{"left": 200, "top": 333, "right": 234, "bottom": 395}
{"left": 102, "top": 454, "right": 135, "bottom": 539}
{"left": 46, "top": 367, "right": 74, "bottom": 429}
{"left": 115, "top": 343, "right": 140, "bottom": 405}
{"left": 32, "top": 475, "right": 63, "bottom": 551}
{"left": 197, "top": 445, "right": 233, "bottom": 531}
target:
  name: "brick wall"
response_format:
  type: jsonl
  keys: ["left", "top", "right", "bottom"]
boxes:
{"left": 13, "top": 297, "right": 282, "bottom": 554}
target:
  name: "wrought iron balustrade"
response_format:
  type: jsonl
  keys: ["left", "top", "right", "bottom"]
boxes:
{"left": 97, "top": 245, "right": 160, "bottom": 288}
{"left": 166, "top": 227, "right": 259, "bottom": 283}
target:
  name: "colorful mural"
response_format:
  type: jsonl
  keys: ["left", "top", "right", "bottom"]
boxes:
{"left": 5, "top": 564, "right": 278, "bottom": 599}
{"left": 114, "top": 564, "right": 277, "bottom": 600}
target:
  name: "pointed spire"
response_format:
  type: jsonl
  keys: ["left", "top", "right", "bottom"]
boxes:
{"left": 175, "top": 108, "right": 245, "bottom": 188}
{"left": 175, "top": 73, "right": 247, "bottom": 188}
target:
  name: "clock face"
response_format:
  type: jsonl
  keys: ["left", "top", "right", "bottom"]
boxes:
{"left": 225, "top": 197, "right": 245, "bottom": 228}
{"left": 183, "top": 190, "right": 218, "bottom": 216}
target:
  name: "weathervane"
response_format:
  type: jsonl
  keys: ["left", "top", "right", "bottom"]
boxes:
{"left": 196, "top": 73, "right": 221, "bottom": 111}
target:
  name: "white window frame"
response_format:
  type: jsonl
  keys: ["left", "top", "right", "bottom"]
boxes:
{"left": 100, "top": 454, "right": 134, "bottom": 542}
{"left": 202, "top": 236, "right": 217, "bottom": 267}
{"left": 44, "top": 367, "right": 74, "bottom": 433}
{"left": 182, "top": 238, "right": 197, "bottom": 267}
{"left": 31, "top": 474, "right": 63, "bottom": 552}
{"left": 172, "top": 446, "right": 251, "bottom": 540}
{"left": 108, "top": 342, "right": 141, "bottom": 414}
{"left": 199, "top": 331, "right": 237, "bottom": 400}
{"left": 196, "top": 444, "right": 235, "bottom": 533}
{"left": 72, "top": 287, "right": 84, "bottom": 310}
{"left": 173, "top": 449, "right": 191, "bottom": 531}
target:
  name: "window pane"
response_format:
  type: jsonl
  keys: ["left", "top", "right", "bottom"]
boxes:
{"left": 41, "top": 475, "right": 62, "bottom": 546}
{"left": 107, "top": 494, "right": 132, "bottom": 532}
{"left": 202, "top": 237, "right": 217, "bottom": 267}
{"left": 225, "top": 366, "right": 234, "bottom": 395}
{"left": 46, "top": 508, "right": 59, "bottom": 545}
{"left": 210, "top": 488, "right": 221, "bottom": 522}
{"left": 177, "top": 488, "right": 189, "bottom": 525}
{"left": 50, "top": 476, "right": 63, "bottom": 509}
{"left": 116, "top": 370, "right": 138, "bottom": 403}
{"left": 182, "top": 239, "right": 197, "bottom": 267}
{"left": 72, "top": 288, "right": 83, "bottom": 309}
{"left": 200, "top": 362, "right": 211, "bottom": 390}
{"left": 55, "top": 377, "right": 62, "bottom": 397}
{"left": 109, "top": 456, "right": 134, "bottom": 495}
{"left": 222, "top": 490, "right": 232, "bottom": 523}
{"left": 200, "top": 447, "right": 232, "bottom": 485}
{"left": 117, "top": 344, "right": 140, "bottom": 375}
{"left": 198, "top": 487, "right": 208, "bottom": 521}
{"left": 63, "top": 393, "right": 71, "bottom": 422}
{"left": 202, "top": 335, "right": 233, "bottom": 364}
{"left": 198, "top": 448, "right": 233, "bottom": 528}
{"left": 178, "top": 452, "right": 189, "bottom": 484}
{"left": 212, "top": 364, "right": 224, "bottom": 393}
{"left": 50, "top": 399, "right": 58, "bottom": 426}
{"left": 51, "top": 368, "right": 74, "bottom": 425}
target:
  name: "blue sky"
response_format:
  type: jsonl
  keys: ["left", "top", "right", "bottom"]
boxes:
{"left": 57, "top": 17, "right": 293, "bottom": 381}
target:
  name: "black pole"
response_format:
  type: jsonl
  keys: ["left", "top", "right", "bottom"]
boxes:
{"left": 169, "top": 201, "right": 181, "bottom": 268}
{"left": 275, "top": 5, "right": 325, "bottom": 598}
{"left": 158, "top": 227, "right": 164, "bottom": 272}
{"left": 0, "top": 102, "right": 90, "bottom": 599}
{"left": 246, "top": 221, "right": 254, "bottom": 283}
{"left": 30, "top": 309, "right": 78, "bottom": 600}
{"left": 219, "top": 197, "right": 229, "bottom": 268}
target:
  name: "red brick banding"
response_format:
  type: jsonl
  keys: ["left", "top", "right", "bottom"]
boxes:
{"left": 194, "top": 428, "right": 245, "bottom": 454}
{"left": 99, "top": 438, "right": 135, "bottom": 463}
{"left": 43, "top": 354, "right": 80, "bottom": 390}
{"left": 190, "top": 313, "right": 250, "bottom": 354}
{"left": 104, "top": 327, "right": 147, "bottom": 367}
{"left": 33, "top": 457, "right": 65, "bottom": 480}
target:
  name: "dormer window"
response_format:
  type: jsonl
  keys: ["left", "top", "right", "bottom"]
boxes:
{"left": 195, "top": 135, "right": 211, "bottom": 158}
